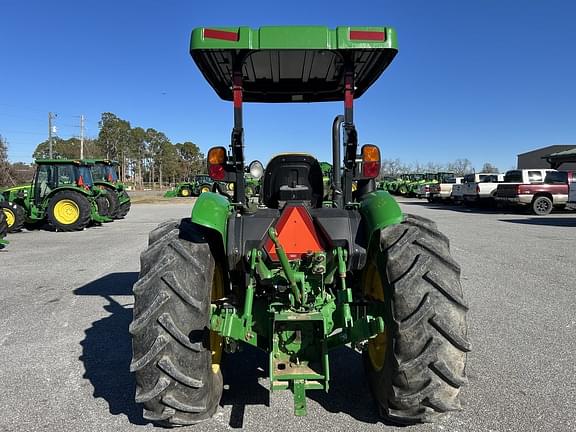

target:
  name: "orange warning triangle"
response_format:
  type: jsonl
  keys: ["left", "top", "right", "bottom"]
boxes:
{"left": 265, "top": 206, "right": 324, "bottom": 261}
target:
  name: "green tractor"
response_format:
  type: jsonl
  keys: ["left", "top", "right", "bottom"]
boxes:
{"left": 1, "top": 159, "right": 112, "bottom": 231}
{"left": 164, "top": 175, "right": 234, "bottom": 198}
{"left": 405, "top": 173, "right": 428, "bottom": 196}
{"left": 376, "top": 175, "right": 397, "bottom": 192}
{"left": 0, "top": 192, "right": 26, "bottom": 233}
{"left": 86, "top": 159, "right": 131, "bottom": 219}
{"left": 131, "top": 26, "right": 469, "bottom": 426}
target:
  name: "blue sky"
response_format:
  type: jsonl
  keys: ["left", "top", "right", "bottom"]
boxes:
{"left": 0, "top": 0, "right": 574, "bottom": 171}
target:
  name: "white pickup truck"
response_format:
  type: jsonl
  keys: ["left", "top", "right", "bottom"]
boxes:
{"left": 429, "top": 175, "right": 462, "bottom": 202}
{"left": 462, "top": 173, "right": 504, "bottom": 205}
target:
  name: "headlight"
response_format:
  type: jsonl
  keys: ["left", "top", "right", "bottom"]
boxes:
{"left": 248, "top": 160, "right": 264, "bottom": 180}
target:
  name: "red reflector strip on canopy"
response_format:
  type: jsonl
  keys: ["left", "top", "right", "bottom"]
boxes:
{"left": 349, "top": 30, "right": 386, "bottom": 41}
{"left": 204, "top": 28, "right": 239, "bottom": 42}
{"left": 265, "top": 206, "right": 324, "bottom": 261}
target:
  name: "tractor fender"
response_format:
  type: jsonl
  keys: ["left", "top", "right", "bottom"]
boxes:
{"left": 45, "top": 186, "right": 94, "bottom": 201}
{"left": 191, "top": 191, "right": 231, "bottom": 250}
{"left": 359, "top": 190, "right": 403, "bottom": 247}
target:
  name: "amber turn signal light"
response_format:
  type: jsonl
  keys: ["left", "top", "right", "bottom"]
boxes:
{"left": 361, "top": 144, "right": 380, "bottom": 178}
{"left": 208, "top": 146, "right": 227, "bottom": 165}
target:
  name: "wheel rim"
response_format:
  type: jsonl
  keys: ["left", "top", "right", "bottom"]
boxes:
{"left": 3, "top": 208, "right": 15, "bottom": 228}
{"left": 181, "top": 188, "right": 190, "bottom": 197}
{"left": 53, "top": 199, "right": 80, "bottom": 224}
{"left": 364, "top": 260, "right": 389, "bottom": 372}
{"left": 210, "top": 264, "right": 224, "bottom": 374}
{"left": 535, "top": 198, "right": 551, "bottom": 214}
{"left": 201, "top": 186, "right": 210, "bottom": 194}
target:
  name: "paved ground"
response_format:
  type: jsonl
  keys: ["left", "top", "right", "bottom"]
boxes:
{"left": 0, "top": 198, "right": 575, "bottom": 432}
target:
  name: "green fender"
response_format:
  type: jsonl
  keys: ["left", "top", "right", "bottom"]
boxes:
{"left": 359, "top": 190, "right": 404, "bottom": 247}
{"left": 191, "top": 192, "right": 231, "bottom": 249}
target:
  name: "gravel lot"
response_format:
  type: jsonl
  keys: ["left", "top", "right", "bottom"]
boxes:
{"left": 0, "top": 198, "right": 575, "bottom": 432}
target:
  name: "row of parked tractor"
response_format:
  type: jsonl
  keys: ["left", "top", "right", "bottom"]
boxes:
{"left": 378, "top": 168, "right": 574, "bottom": 216}
{"left": 0, "top": 159, "right": 131, "bottom": 247}
{"left": 163, "top": 173, "right": 261, "bottom": 198}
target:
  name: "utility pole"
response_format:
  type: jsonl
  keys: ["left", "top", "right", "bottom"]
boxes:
{"left": 48, "top": 112, "right": 55, "bottom": 158}
{"left": 80, "top": 115, "right": 85, "bottom": 159}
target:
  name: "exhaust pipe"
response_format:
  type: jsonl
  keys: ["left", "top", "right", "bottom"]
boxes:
{"left": 332, "top": 115, "right": 344, "bottom": 207}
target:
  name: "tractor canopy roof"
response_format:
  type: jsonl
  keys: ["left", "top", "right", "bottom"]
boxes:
{"left": 190, "top": 26, "right": 398, "bottom": 102}
{"left": 35, "top": 159, "right": 93, "bottom": 166}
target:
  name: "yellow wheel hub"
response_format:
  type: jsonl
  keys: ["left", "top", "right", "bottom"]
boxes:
{"left": 181, "top": 189, "right": 190, "bottom": 197}
{"left": 3, "top": 208, "right": 15, "bottom": 228}
{"left": 210, "top": 264, "right": 224, "bottom": 374}
{"left": 201, "top": 186, "right": 210, "bottom": 194}
{"left": 53, "top": 199, "right": 80, "bottom": 225}
{"left": 363, "top": 259, "right": 389, "bottom": 372}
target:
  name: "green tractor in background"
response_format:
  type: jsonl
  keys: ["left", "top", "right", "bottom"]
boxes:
{"left": 86, "top": 159, "right": 131, "bottom": 219}
{"left": 0, "top": 192, "right": 26, "bottom": 233}
{"left": 405, "top": 173, "right": 430, "bottom": 197}
{"left": 376, "top": 175, "right": 397, "bottom": 192}
{"left": 320, "top": 161, "right": 333, "bottom": 199}
{"left": 164, "top": 175, "right": 234, "bottom": 198}
{"left": 130, "top": 26, "right": 469, "bottom": 427}
{"left": 1, "top": 159, "right": 112, "bottom": 231}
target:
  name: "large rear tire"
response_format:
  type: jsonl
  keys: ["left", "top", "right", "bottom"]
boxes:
{"left": 0, "top": 201, "right": 25, "bottom": 232}
{"left": 0, "top": 209, "right": 7, "bottom": 240}
{"left": 96, "top": 196, "right": 111, "bottom": 220}
{"left": 363, "top": 214, "right": 470, "bottom": 424}
{"left": 103, "top": 188, "right": 121, "bottom": 219}
{"left": 47, "top": 191, "right": 91, "bottom": 231}
{"left": 116, "top": 200, "right": 131, "bottom": 219}
{"left": 130, "top": 219, "right": 224, "bottom": 426}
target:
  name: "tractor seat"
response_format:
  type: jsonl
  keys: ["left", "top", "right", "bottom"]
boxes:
{"left": 262, "top": 154, "right": 324, "bottom": 209}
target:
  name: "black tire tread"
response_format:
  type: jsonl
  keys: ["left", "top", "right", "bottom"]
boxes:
{"left": 131, "top": 218, "right": 222, "bottom": 426}
{"left": 0, "top": 209, "right": 7, "bottom": 240}
{"left": 103, "top": 187, "right": 121, "bottom": 219}
{"left": 365, "top": 213, "right": 469, "bottom": 424}
{"left": 0, "top": 201, "right": 26, "bottom": 232}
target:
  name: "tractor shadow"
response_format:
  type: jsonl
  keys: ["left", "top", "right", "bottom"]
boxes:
{"left": 74, "top": 272, "right": 147, "bottom": 425}
{"left": 308, "top": 347, "right": 383, "bottom": 425}
{"left": 73, "top": 272, "right": 390, "bottom": 428}
{"left": 219, "top": 347, "right": 270, "bottom": 428}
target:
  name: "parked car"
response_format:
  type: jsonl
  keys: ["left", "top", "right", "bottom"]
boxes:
{"left": 495, "top": 169, "right": 573, "bottom": 215}
{"left": 462, "top": 172, "right": 504, "bottom": 206}
{"left": 429, "top": 173, "right": 462, "bottom": 202}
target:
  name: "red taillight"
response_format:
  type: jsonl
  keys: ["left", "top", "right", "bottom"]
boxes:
{"left": 204, "top": 28, "right": 239, "bottom": 41}
{"left": 208, "top": 164, "right": 225, "bottom": 181}
{"left": 350, "top": 30, "right": 386, "bottom": 41}
{"left": 264, "top": 206, "right": 324, "bottom": 261}
{"left": 476, "top": 185, "right": 480, "bottom": 194}
{"left": 363, "top": 162, "right": 380, "bottom": 178}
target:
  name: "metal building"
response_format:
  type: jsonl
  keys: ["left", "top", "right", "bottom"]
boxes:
{"left": 517, "top": 145, "right": 576, "bottom": 170}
